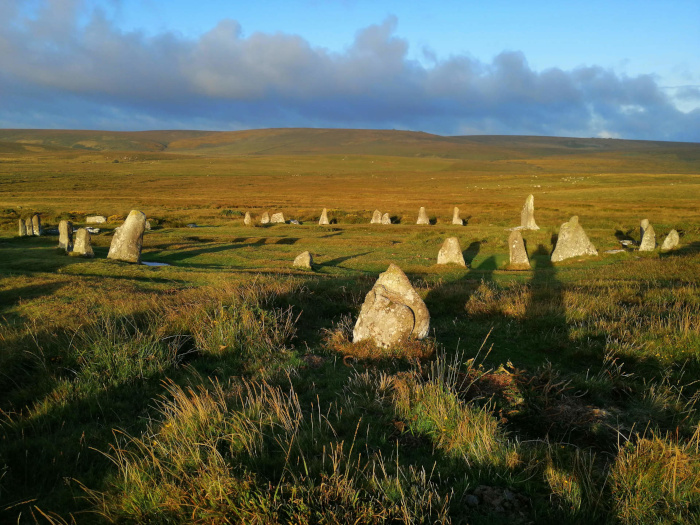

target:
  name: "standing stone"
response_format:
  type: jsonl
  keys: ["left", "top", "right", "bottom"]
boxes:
{"left": 31, "top": 214, "right": 42, "bottom": 236}
{"left": 145, "top": 220, "right": 152, "bottom": 231}
{"left": 371, "top": 210, "right": 382, "bottom": 224}
{"left": 640, "top": 219, "right": 649, "bottom": 242}
{"left": 260, "top": 212, "right": 270, "bottom": 225}
{"left": 270, "top": 212, "right": 285, "bottom": 224}
{"left": 551, "top": 216, "right": 598, "bottom": 262}
{"left": 58, "top": 220, "right": 73, "bottom": 251}
{"left": 416, "top": 207, "right": 430, "bottom": 225}
{"left": 293, "top": 251, "right": 313, "bottom": 269}
{"left": 437, "top": 237, "right": 466, "bottom": 267}
{"left": 452, "top": 207, "right": 463, "bottom": 226}
{"left": 318, "top": 208, "right": 330, "bottom": 225}
{"left": 71, "top": 228, "right": 94, "bottom": 258}
{"left": 86, "top": 215, "right": 107, "bottom": 224}
{"left": 639, "top": 223, "right": 656, "bottom": 252}
{"left": 107, "top": 210, "right": 146, "bottom": 263}
{"left": 381, "top": 213, "right": 392, "bottom": 225}
{"left": 244, "top": 212, "right": 252, "bottom": 226}
{"left": 18, "top": 219, "right": 27, "bottom": 237}
{"left": 660, "top": 229, "right": 679, "bottom": 251}
{"left": 508, "top": 230, "right": 531, "bottom": 270}
{"left": 25, "top": 218, "right": 33, "bottom": 235}
{"left": 353, "top": 264, "right": 430, "bottom": 348}
{"left": 520, "top": 195, "right": 539, "bottom": 230}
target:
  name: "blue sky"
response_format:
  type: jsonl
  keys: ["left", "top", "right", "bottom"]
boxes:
{"left": 2, "top": 0, "right": 699, "bottom": 140}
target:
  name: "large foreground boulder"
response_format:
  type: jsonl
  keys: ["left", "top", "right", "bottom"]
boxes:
{"left": 520, "top": 195, "right": 539, "bottom": 230}
{"left": 639, "top": 223, "right": 656, "bottom": 252}
{"left": 508, "top": 230, "right": 531, "bottom": 270}
{"left": 353, "top": 264, "right": 430, "bottom": 348}
{"left": 293, "top": 251, "right": 313, "bottom": 269}
{"left": 319, "top": 208, "right": 329, "bottom": 225}
{"left": 72, "top": 228, "right": 94, "bottom": 257}
{"left": 107, "top": 210, "right": 146, "bottom": 263}
{"left": 416, "top": 207, "right": 430, "bottom": 225}
{"left": 58, "top": 220, "right": 73, "bottom": 251}
{"left": 661, "top": 229, "right": 679, "bottom": 251}
{"left": 452, "top": 207, "right": 463, "bottom": 226}
{"left": 551, "top": 216, "right": 598, "bottom": 262}
{"left": 437, "top": 237, "right": 466, "bottom": 266}
{"left": 371, "top": 210, "right": 382, "bottom": 224}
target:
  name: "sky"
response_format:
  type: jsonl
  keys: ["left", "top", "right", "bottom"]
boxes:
{"left": 1, "top": 0, "right": 699, "bottom": 141}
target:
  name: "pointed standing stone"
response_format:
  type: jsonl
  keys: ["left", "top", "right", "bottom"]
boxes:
{"left": 520, "top": 195, "right": 539, "bottom": 230}
{"left": 31, "top": 214, "right": 42, "bottom": 236}
{"left": 437, "top": 237, "right": 466, "bottom": 266}
{"left": 319, "top": 208, "right": 329, "bottom": 225}
{"left": 71, "top": 228, "right": 94, "bottom": 257}
{"left": 371, "top": 210, "right": 382, "bottom": 224}
{"left": 452, "top": 207, "right": 463, "bottom": 225}
{"left": 260, "top": 212, "right": 270, "bottom": 224}
{"left": 381, "top": 213, "right": 391, "bottom": 225}
{"left": 18, "top": 219, "right": 27, "bottom": 237}
{"left": 270, "top": 212, "right": 285, "bottom": 224}
{"left": 551, "top": 216, "right": 598, "bottom": 262}
{"left": 244, "top": 212, "right": 252, "bottom": 226}
{"left": 58, "top": 220, "right": 73, "bottom": 251}
{"left": 640, "top": 219, "right": 649, "bottom": 242}
{"left": 639, "top": 223, "right": 656, "bottom": 252}
{"left": 107, "top": 210, "right": 147, "bottom": 263}
{"left": 416, "top": 207, "right": 430, "bottom": 225}
{"left": 508, "top": 230, "right": 531, "bottom": 270}
{"left": 660, "top": 229, "right": 679, "bottom": 251}
{"left": 293, "top": 251, "right": 313, "bottom": 269}
{"left": 353, "top": 264, "right": 430, "bottom": 348}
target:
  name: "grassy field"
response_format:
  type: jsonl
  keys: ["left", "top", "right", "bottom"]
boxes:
{"left": 0, "top": 129, "right": 699, "bottom": 524}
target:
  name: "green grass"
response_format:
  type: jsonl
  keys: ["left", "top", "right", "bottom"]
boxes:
{"left": 0, "top": 129, "right": 699, "bottom": 523}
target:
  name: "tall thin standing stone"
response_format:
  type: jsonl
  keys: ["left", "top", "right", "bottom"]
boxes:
{"left": 508, "top": 230, "right": 531, "bottom": 270}
{"left": 319, "top": 208, "right": 329, "bottom": 225}
{"left": 661, "top": 229, "right": 679, "bottom": 251}
{"left": 520, "top": 195, "right": 539, "bottom": 230}
{"left": 416, "top": 207, "right": 430, "bottom": 225}
{"left": 25, "top": 218, "right": 33, "bottom": 235}
{"left": 31, "top": 214, "right": 42, "bottom": 236}
{"left": 452, "top": 207, "right": 463, "bottom": 226}
{"left": 639, "top": 223, "right": 656, "bottom": 252}
{"left": 72, "top": 228, "right": 94, "bottom": 257}
{"left": 18, "top": 219, "right": 27, "bottom": 237}
{"left": 107, "top": 210, "right": 147, "bottom": 263}
{"left": 243, "top": 212, "right": 252, "bottom": 226}
{"left": 381, "top": 213, "right": 391, "bottom": 225}
{"left": 58, "top": 220, "right": 73, "bottom": 251}
{"left": 371, "top": 210, "right": 382, "bottom": 224}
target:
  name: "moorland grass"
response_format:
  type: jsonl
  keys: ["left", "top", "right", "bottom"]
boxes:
{"left": 0, "top": 131, "right": 699, "bottom": 523}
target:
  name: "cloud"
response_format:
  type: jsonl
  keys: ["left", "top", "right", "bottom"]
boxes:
{"left": 1, "top": 0, "right": 698, "bottom": 141}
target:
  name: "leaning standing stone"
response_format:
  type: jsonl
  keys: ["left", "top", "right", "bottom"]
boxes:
{"left": 58, "top": 220, "right": 73, "bottom": 251}
{"left": 293, "top": 251, "right": 313, "bottom": 269}
{"left": 437, "top": 237, "right": 466, "bottom": 267}
{"left": 371, "top": 210, "right": 382, "bottom": 224}
{"left": 452, "top": 207, "right": 463, "bottom": 225}
{"left": 381, "top": 213, "right": 391, "bottom": 225}
{"left": 508, "top": 230, "right": 531, "bottom": 270}
{"left": 660, "top": 229, "right": 679, "bottom": 251}
{"left": 244, "top": 212, "right": 252, "bottom": 226}
{"left": 260, "top": 212, "right": 270, "bottom": 224}
{"left": 639, "top": 223, "right": 656, "bottom": 252}
{"left": 416, "top": 207, "right": 430, "bottom": 225}
{"left": 520, "top": 195, "right": 539, "bottom": 230}
{"left": 107, "top": 210, "right": 146, "bottom": 263}
{"left": 319, "top": 208, "right": 329, "bottom": 225}
{"left": 353, "top": 263, "right": 430, "bottom": 348}
{"left": 31, "top": 214, "right": 42, "bottom": 236}
{"left": 18, "top": 219, "right": 27, "bottom": 237}
{"left": 551, "top": 216, "right": 598, "bottom": 262}
{"left": 270, "top": 212, "right": 285, "bottom": 224}
{"left": 71, "top": 228, "right": 94, "bottom": 257}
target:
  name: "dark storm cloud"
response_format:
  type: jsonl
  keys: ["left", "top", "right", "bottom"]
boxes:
{"left": 1, "top": 0, "right": 698, "bottom": 141}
